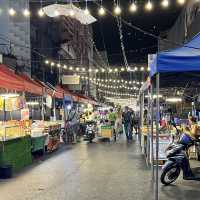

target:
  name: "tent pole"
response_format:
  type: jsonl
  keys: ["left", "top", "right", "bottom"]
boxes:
{"left": 155, "top": 73, "right": 160, "bottom": 200}
{"left": 150, "top": 83, "right": 154, "bottom": 182}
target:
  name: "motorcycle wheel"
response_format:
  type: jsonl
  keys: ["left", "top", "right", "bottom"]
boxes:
{"left": 160, "top": 165, "right": 181, "bottom": 185}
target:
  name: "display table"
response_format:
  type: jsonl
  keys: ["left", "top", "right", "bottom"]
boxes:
{"left": 0, "top": 136, "right": 32, "bottom": 172}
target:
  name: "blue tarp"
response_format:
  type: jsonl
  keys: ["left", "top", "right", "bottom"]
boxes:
{"left": 150, "top": 33, "right": 200, "bottom": 77}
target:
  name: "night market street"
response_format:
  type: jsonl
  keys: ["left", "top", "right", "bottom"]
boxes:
{"left": 0, "top": 138, "right": 200, "bottom": 200}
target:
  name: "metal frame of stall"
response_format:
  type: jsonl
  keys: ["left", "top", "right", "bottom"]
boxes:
{"left": 139, "top": 79, "right": 156, "bottom": 185}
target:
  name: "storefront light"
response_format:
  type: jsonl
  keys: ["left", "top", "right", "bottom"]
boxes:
{"left": 0, "top": 93, "right": 19, "bottom": 99}
{"left": 26, "top": 102, "right": 39, "bottom": 106}
{"left": 166, "top": 97, "right": 182, "bottom": 103}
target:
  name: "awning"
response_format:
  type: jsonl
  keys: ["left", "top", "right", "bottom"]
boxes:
{"left": 0, "top": 65, "right": 44, "bottom": 95}
{"left": 150, "top": 33, "right": 200, "bottom": 77}
{"left": 0, "top": 65, "right": 25, "bottom": 92}
{"left": 18, "top": 74, "right": 43, "bottom": 95}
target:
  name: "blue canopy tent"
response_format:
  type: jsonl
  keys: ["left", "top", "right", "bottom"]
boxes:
{"left": 150, "top": 33, "right": 200, "bottom": 77}
{"left": 149, "top": 33, "right": 200, "bottom": 200}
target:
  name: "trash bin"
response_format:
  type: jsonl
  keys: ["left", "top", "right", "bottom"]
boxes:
{"left": 0, "top": 165, "right": 13, "bottom": 179}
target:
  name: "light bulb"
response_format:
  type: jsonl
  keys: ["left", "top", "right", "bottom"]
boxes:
{"left": 8, "top": 8, "right": 16, "bottom": 16}
{"left": 114, "top": 5, "right": 121, "bottom": 15}
{"left": 69, "top": 9, "right": 75, "bottom": 16}
{"left": 161, "top": 0, "right": 169, "bottom": 8}
{"left": 177, "top": 0, "right": 185, "bottom": 5}
{"left": 129, "top": 2, "right": 137, "bottom": 12}
{"left": 23, "top": 8, "right": 30, "bottom": 17}
{"left": 45, "top": 60, "right": 49, "bottom": 64}
{"left": 84, "top": 8, "right": 90, "bottom": 15}
{"left": 38, "top": 8, "right": 44, "bottom": 17}
{"left": 145, "top": 1, "right": 153, "bottom": 11}
{"left": 57, "top": 63, "right": 61, "bottom": 68}
{"left": 98, "top": 6, "right": 105, "bottom": 16}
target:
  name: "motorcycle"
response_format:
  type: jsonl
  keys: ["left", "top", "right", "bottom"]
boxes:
{"left": 160, "top": 124, "right": 200, "bottom": 185}
{"left": 83, "top": 121, "right": 96, "bottom": 143}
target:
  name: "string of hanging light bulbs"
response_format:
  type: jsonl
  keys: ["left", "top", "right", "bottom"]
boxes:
{"left": 98, "top": 89, "right": 138, "bottom": 98}
{"left": 6, "top": 0, "right": 186, "bottom": 18}
{"left": 80, "top": 75, "right": 144, "bottom": 85}
{"left": 90, "top": 80, "right": 141, "bottom": 91}
{"left": 44, "top": 59, "right": 149, "bottom": 73}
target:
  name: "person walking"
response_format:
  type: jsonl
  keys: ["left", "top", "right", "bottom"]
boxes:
{"left": 122, "top": 106, "right": 133, "bottom": 141}
{"left": 108, "top": 108, "right": 117, "bottom": 126}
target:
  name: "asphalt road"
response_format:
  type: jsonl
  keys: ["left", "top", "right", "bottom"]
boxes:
{"left": 0, "top": 137, "right": 200, "bottom": 200}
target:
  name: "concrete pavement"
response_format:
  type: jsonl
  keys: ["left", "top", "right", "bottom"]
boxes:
{"left": 0, "top": 137, "right": 200, "bottom": 200}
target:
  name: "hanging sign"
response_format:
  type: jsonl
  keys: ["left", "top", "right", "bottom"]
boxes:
{"left": 62, "top": 75, "right": 80, "bottom": 85}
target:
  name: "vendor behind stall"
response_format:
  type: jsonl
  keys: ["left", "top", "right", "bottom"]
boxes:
{"left": 185, "top": 116, "right": 199, "bottom": 139}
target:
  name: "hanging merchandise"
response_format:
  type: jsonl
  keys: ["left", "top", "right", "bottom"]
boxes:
{"left": 21, "top": 109, "right": 30, "bottom": 121}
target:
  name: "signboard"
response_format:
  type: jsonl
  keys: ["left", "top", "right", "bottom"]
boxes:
{"left": 21, "top": 109, "right": 30, "bottom": 120}
{"left": 62, "top": 75, "right": 80, "bottom": 85}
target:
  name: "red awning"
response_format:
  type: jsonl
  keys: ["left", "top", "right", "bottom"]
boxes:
{"left": 0, "top": 65, "right": 25, "bottom": 91}
{"left": 18, "top": 74, "right": 43, "bottom": 95}
{"left": 0, "top": 65, "right": 44, "bottom": 95}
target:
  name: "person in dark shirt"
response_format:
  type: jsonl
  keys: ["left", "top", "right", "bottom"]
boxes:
{"left": 122, "top": 106, "right": 133, "bottom": 141}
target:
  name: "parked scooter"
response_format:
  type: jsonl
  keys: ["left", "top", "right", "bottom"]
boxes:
{"left": 84, "top": 121, "right": 96, "bottom": 143}
{"left": 161, "top": 124, "right": 200, "bottom": 185}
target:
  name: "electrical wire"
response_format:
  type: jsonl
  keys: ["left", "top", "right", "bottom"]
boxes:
{"left": 93, "top": 1, "right": 200, "bottom": 51}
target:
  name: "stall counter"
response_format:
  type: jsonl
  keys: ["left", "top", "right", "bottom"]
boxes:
{"left": 0, "top": 135, "right": 32, "bottom": 172}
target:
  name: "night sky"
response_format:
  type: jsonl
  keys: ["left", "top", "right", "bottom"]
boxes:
{"left": 89, "top": 0, "right": 183, "bottom": 65}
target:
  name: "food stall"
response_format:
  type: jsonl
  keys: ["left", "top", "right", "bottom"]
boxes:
{"left": 0, "top": 94, "right": 32, "bottom": 173}
{"left": 0, "top": 65, "right": 43, "bottom": 173}
{"left": 149, "top": 33, "right": 200, "bottom": 199}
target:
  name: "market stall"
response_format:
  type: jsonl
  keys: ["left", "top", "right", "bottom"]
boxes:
{"left": 149, "top": 33, "right": 200, "bottom": 199}
{"left": 0, "top": 65, "right": 45, "bottom": 172}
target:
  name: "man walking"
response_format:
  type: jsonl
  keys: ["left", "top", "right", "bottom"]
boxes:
{"left": 122, "top": 106, "right": 133, "bottom": 141}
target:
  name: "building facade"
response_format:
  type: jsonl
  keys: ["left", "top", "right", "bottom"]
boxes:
{"left": 0, "top": 0, "right": 31, "bottom": 74}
